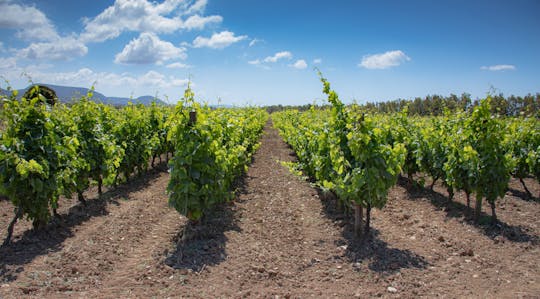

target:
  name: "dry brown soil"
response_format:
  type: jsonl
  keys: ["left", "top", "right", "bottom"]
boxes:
{"left": 0, "top": 122, "right": 539, "bottom": 298}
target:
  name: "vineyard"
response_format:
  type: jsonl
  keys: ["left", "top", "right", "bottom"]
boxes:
{"left": 273, "top": 73, "right": 539, "bottom": 234}
{"left": 0, "top": 82, "right": 539, "bottom": 297}
{"left": 0, "top": 85, "right": 267, "bottom": 245}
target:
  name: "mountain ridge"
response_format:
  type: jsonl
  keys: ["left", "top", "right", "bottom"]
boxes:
{"left": 0, "top": 84, "right": 167, "bottom": 106}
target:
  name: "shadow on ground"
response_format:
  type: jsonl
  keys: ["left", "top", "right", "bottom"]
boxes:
{"left": 164, "top": 163, "right": 252, "bottom": 272}
{"left": 398, "top": 176, "right": 539, "bottom": 245}
{"left": 0, "top": 162, "right": 168, "bottom": 282}
{"left": 317, "top": 189, "right": 429, "bottom": 275}
{"left": 507, "top": 188, "right": 539, "bottom": 203}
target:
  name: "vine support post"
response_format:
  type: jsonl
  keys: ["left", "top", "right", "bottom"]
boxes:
{"left": 97, "top": 177, "right": 103, "bottom": 196}
{"left": 364, "top": 203, "right": 372, "bottom": 236}
{"left": 474, "top": 197, "right": 482, "bottom": 223}
{"left": 353, "top": 203, "right": 363, "bottom": 237}
{"left": 489, "top": 201, "right": 497, "bottom": 224}
{"left": 189, "top": 111, "right": 197, "bottom": 126}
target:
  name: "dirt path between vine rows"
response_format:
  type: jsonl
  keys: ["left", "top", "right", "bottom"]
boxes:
{"left": 1, "top": 121, "right": 539, "bottom": 298}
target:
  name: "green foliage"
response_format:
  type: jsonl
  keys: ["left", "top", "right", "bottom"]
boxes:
{"left": 274, "top": 74, "right": 406, "bottom": 235}
{"left": 345, "top": 114, "right": 406, "bottom": 209}
{"left": 0, "top": 88, "right": 67, "bottom": 226}
{"left": 167, "top": 86, "right": 268, "bottom": 220}
{"left": 69, "top": 95, "right": 123, "bottom": 195}
{"left": 275, "top": 76, "right": 534, "bottom": 228}
{"left": 504, "top": 117, "right": 540, "bottom": 183}
{"left": 387, "top": 108, "right": 421, "bottom": 181}
{"left": 113, "top": 103, "right": 154, "bottom": 182}
{"left": 148, "top": 102, "right": 170, "bottom": 165}
{"left": 0, "top": 87, "right": 169, "bottom": 236}
{"left": 468, "top": 98, "right": 511, "bottom": 206}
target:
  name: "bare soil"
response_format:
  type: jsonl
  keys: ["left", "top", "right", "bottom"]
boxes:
{"left": 1, "top": 122, "right": 539, "bottom": 298}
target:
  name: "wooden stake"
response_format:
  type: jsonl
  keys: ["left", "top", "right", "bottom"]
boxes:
{"left": 189, "top": 111, "right": 197, "bottom": 126}
{"left": 354, "top": 203, "right": 363, "bottom": 237}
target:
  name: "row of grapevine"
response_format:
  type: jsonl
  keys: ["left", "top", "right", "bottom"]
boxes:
{"left": 273, "top": 74, "right": 406, "bottom": 236}
{"left": 0, "top": 86, "right": 173, "bottom": 245}
{"left": 166, "top": 87, "right": 268, "bottom": 221}
{"left": 1, "top": 85, "right": 268, "bottom": 245}
{"left": 274, "top": 75, "right": 539, "bottom": 238}
{"left": 389, "top": 103, "right": 539, "bottom": 221}
{"left": 503, "top": 118, "right": 540, "bottom": 198}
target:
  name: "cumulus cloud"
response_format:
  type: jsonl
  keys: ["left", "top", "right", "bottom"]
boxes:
{"left": 291, "top": 59, "right": 307, "bottom": 69}
{"left": 248, "top": 51, "right": 294, "bottom": 69}
{"left": 264, "top": 51, "right": 292, "bottom": 63}
{"left": 8, "top": 67, "right": 189, "bottom": 91}
{"left": 18, "top": 37, "right": 88, "bottom": 60}
{"left": 166, "top": 62, "right": 191, "bottom": 69}
{"left": 138, "top": 70, "right": 186, "bottom": 87}
{"left": 114, "top": 32, "right": 186, "bottom": 64}
{"left": 480, "top": 64, "right": 516, "bottom": 71}
{"left": 184, "top": 0, "right": 208, "bottom": 15}
{"left": 0, "top": 57, "right": 17, "bottom": 70}
{"left": 0, "top": 1, "right": 59, "bottom": 41}
{"left": 80, "top": 0, "right": 221, "bottom": 43}
{"left": 359, "top": 50, "right": 410, "bottom": 69}
{"left": 0, "top": 2, "right": 90, "bottom": 60}
{"left": 192, "top": 31, "right": 247, "bottom": 49}
{"left": 183, "top": 14, "right": 222, "bottom": 30}
{"left": 81, "top": 0, "right": 181, "bottom": 42}
{"left": 313, "top": 58, "right": 322, "bottom": 64}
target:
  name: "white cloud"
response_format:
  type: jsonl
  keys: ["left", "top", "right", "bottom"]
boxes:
{"left": 248, "top": 51, "right": 294, "bottom": 69}
{"left": 184, "top": 0, "right": 208, "bottom": 15}
{"left": 264, "top": 51, "right": 292, "bottom": 63}
{"left": 80, "top": 0, "right": 221, "bottom": 43}
{"left": 248, "top": 59, "right": 272, "bottom": 70}
{"left": 114, "top": 32, "right": 186, "bottom": 64}
{"left": 249, "top": 38, "right": 263, "bottom": 47}
{"left": 183, "top": 14, "right": 222, "bottom": 30}
{"left": 291, "top": 59, "right": 307, "bottom": 69}
{"left": 192, "top": 31, "right": 247, "bottom": 49}
{"left": 166, "top": 62, "right": 191, "bottom": 69}
{"left": 81, "top": 0, "right": 182, "bottom": 42}
{"left": 7, "top": 67, "right": 189, "bottom": 91}
{"left": 359, "top": 50, "right": 410, "bottom": 69}
{"left": 0, "top": 57, "right": 17, "bottom": 70}
{"left": 313, "top": 58, "right": 322, "bottom": 64}
{"left": 480, "top": 64, "right": 516, "bottom": 71}
{"left": 18, "top": 37, "right": 88, "bottom": 60}
{"left": 0, "top": 1, "right": 59, "bottom": 41}
{"left": 0, "top": 2, "right": 89, "bottom": 60}
{"left": 139, "top": 70, "right": 178, "bottom": 87}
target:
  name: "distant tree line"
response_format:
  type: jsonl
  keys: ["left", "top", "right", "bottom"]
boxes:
{"left": 264, "top": 104, "right": 328, "bottom": 114}
{"left": 265, "top": 93, "right": 540, "bottom": 117}
{"left": 361, "top": 93, "right": 540, "bottom": 117}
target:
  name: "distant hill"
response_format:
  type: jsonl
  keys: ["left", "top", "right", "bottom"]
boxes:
{"left": 0, "top": 84, "right": 167, "bottom": 106}
{"left": 105, "top": 95, "right": 162, "bottom": 106}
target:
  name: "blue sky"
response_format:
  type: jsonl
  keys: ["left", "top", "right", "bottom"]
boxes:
{"left": 0, "top": 0, "right": 539, "bottom": 105}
